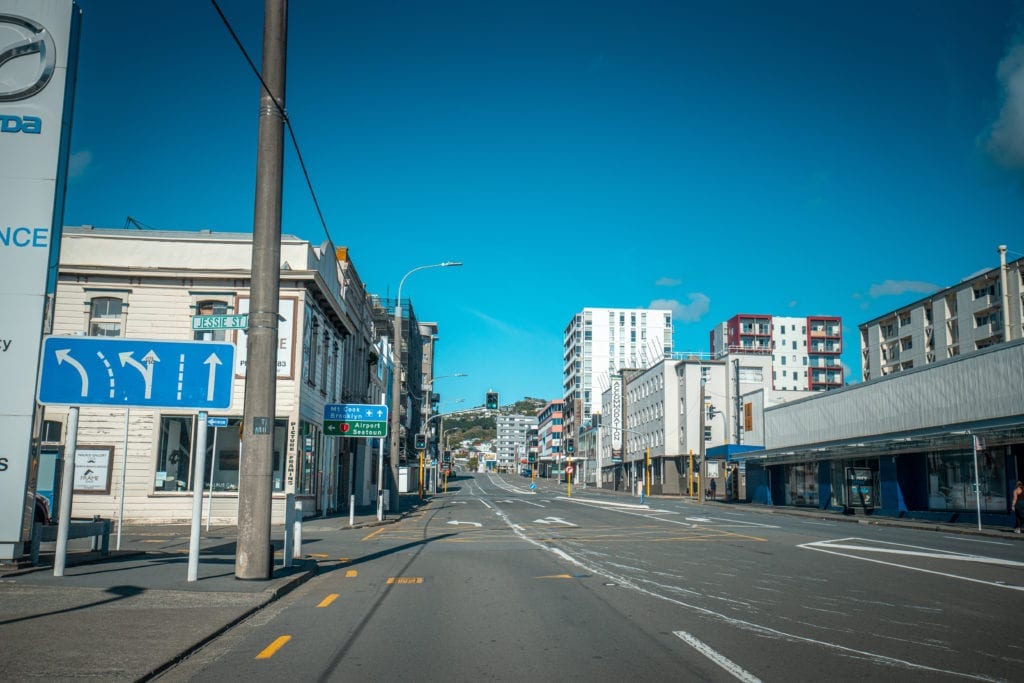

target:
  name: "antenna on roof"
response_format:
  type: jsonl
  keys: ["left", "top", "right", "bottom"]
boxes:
{"left": 124, "top": 216, "right": 154, "bottom": 230}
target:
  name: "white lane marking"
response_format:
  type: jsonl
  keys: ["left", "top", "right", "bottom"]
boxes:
{"left": 446, "top": 521, "right": 482, "bottom": 527}
{"left": 941, "top": 536, "right": 1012, "bottom": 546}
{"left": 802, "top": 537, "right": 1024, "bottom": 568}
{"left": 491, "top": 508, "right": 996, "bottom": 682}
{"left": 478, "top": 498, "right": 493, "bottom": 510}
{"left": 799, "top": 540, "right": 1024, "bottom": 592}
{"left": 533, "top": 517, "right": 577, "bottom": 527}
{"left": 557, "top": 496, "right": 651, "bottom": 510}
{"left": 673, "top": 631, "right": 761, "bottom": 683}
{"left": 487, "top": 473, "right": 537, "bottom": 495}
{"left": 686, "top": 517, "right": 711, "bottom": 523}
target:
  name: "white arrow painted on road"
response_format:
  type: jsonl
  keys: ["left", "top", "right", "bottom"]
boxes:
{"left": 120, "top": 350, "right": 160, "bottom": 399}
{"left": 446, "top": 521, "right": 482, "bottom": 527}
{"left": 685, "top": 517, "right": 711, "bottom": 523}
{"left": 204, "top": 353, "right": 223, "bottom": 401}
{"left": 533, "top": 517, "right": 577, "bottom": 527}
{"left": 55, "top": 349, "right": 88, "bottom": 397}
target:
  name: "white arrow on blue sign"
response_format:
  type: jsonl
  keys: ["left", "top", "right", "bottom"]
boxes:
{"left": 324, "top": 403, "right": 389, "bottom": 422}
{"left": 37, "top": 336, "right": 235, "bottom": 409}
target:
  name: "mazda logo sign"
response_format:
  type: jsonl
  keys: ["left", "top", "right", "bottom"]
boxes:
{"left": 0, "top": 14, "right": 57, "bottom": 102}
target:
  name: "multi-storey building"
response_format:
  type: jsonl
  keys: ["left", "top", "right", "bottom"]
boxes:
{"left": 37, "top": 226, "right": 415, "bottom": 524}
{"left": 535, "top": 399, "right": 564, "bottom": 476}
{"left": 710, "top": 313, "right": 844, "bottom": 391}
{"left": 496, "top": 413, "right": 538, "bottom": 474}
{"left": 562, "top": 307, "right": 673, "bottom": 432}
{"left": 860, "top": 248, "right": 1024, "bottom": 380}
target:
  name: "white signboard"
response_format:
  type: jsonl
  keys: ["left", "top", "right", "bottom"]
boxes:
{"left": 0, "top": 0, "right": 81, "bottom": 558}
{"left": 233, "top": 296, "right": 295, "bottom": 378}
{"left": 73, "top": 447, "right": 111, "bottom": 493}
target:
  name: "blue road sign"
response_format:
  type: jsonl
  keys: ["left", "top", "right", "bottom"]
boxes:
{"left": 324, "top": 403, "right": 388, "bottom": 423}
{"left": 37, "top": 336, "right": 235, "bottom": 409}
{"left": 208, "top": 417, "right": 229, "bottom": 428}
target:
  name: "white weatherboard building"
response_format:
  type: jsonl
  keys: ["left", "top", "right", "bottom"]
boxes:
{"left": 38, "top": 227, "right": 387, "bottom": 525}
{"left": 563, "top": 307, "right": 673, "bottom": 422}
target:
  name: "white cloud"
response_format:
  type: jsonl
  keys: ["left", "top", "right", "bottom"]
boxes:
{"left": 655, "top": 276, "right": 681, "bottom": 287}
{"left": 984, "top": 44, "right": 1024, "bottom": 170}
{"left": 867, "top": 279, "right": 938, "bottom": 298}
{"left": 67, "top": 150, "right": 93, "bottom": 179}
{"left": 650, "top": 293, "right": 710, "bottom": 323}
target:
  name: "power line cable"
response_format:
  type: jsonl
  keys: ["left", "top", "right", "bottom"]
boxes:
{"left": 210, "top": 0, "right": 333, "bottom": 245}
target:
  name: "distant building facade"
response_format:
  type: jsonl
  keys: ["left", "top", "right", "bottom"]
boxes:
{"left": 496, "top": 413, "right": 538, "bottom": 473}
{"left": 709, "top": 313, "right": 844, "bottom": 391}
{"left": 562, "top": 307, "right": 673, "bottom": 440}
{"left": 859, "top": 248, "right": 1024, "bottom": 381}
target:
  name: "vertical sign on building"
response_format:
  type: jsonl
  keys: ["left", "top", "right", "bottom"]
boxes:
{"left": 0, "top": 1, "right": 81, "bottom": 559}
{"left": 610, "top": 374, "right": 623, "bottom": 463}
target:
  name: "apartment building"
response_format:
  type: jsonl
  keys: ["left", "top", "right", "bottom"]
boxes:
{"left": 562, "top": 307, "right": 673, "bottom": 426}
{"left": 535, "top": 399, "right": 564, "bottom": 476}
{"left": 38, "top": 227, "right": 406, "bottom": 524}
{"left": 496, "top": 413, "right": 538, "bottom": 473}
{"left": 709, "top": 313, "right": 844, "bottom": 391}
{"left": 860, "top": 248, "right": 1024, "bottom": 380}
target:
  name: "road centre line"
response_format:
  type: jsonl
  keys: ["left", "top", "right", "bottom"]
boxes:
{"left": 255, "top": 635, "right": 291, "bottom": 659}
{"left": 673, "top": 631, "right": 761, "bottom": 683}
{"left": 490, "top": 504, "right": 992, "bottom": 681}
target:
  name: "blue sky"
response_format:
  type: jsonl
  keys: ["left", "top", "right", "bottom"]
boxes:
{"left": 63, "top": 1, "right": 1024, "bottom": 409}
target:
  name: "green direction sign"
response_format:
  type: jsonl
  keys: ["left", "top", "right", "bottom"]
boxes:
{"left": 324, "top": 420, "right": 388, "bottom": 438}
{"left": 192, "top": 314, "right": 249, "bottom": 331}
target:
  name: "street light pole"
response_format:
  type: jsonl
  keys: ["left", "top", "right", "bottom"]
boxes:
{"left": 388, "top": 262, "right": 462, "bottom": 511}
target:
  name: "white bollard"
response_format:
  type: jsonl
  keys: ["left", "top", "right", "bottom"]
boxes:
{"left": 292, "top": 499, "right": 303, "bottom": 560}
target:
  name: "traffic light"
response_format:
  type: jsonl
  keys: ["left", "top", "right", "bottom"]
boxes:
{"left": 485, "top": 392, "right": 499, "bottom": 410}
{"left": 414, "top": 433, "right": 426, "bottom": 450}
{"left": 565, "top": 438, "right": 575, "bottom": 455}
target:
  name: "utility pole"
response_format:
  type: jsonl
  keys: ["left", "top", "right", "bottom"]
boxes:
{"left": 698, "top": 377, "right": 706, "bottom": 503}
{"left": 236, "top": 0, "right": 287, "bottom": 581}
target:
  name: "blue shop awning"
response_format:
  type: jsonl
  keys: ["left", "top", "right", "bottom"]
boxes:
{"left": 705, "top": 444, "right": 764, "bottom": 461}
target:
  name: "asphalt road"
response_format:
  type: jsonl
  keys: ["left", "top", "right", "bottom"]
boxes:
{"left": 158, "top": 473, "right": 1023, "bottom": 682}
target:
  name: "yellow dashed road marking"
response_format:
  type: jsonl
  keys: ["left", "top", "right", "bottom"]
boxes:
{"left": 317, "top": 594, "right": 339, "bottom": 608}
{"left": 256, "top": 635, "right": 291, "bottom": 659}
{"left": 346, "top": 569, "right": 358, "bottom": 578}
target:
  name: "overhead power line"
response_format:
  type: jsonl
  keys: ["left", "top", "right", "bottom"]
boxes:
{"left": 210, "top": 0, "right": 333, "bottom": 245}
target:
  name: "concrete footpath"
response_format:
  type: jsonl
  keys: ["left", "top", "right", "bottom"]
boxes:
{"left": 0, "top": 497, "right": 421, "bottom": 682}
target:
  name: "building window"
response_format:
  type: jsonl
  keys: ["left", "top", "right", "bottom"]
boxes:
{"left": 89, "top": 297, "right": 123, "bottom": 336}
{"left": 41, "top": 420, "right": 63, "bottom": 443}
{"left": 193, "top": 300, "right": 229, "bottom": 341}
{"left": 154, "top": 415, "right": 286, "bottom": 493}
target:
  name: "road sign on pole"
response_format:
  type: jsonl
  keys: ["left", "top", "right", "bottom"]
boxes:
{"left": 37, "top": 336, "right": 235, "bottom": 409}
{"left": 191, "top": 314, "right": 249, "bottom": 331}
{"left": 324, "top": 403, "right": 389, "bottom": 438}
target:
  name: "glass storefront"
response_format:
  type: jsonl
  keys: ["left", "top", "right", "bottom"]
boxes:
{"left": 784, "top": 462, "right": 819, "bottom": 507}
{"left": 154, "top": 415, "right": 287, "bottom": 493}
{"left": 926, "top": 448, "right": 1006, "bottom": 512}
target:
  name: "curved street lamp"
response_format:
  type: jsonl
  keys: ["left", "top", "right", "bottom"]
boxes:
{"left": 387, "top": 261, "right": 462, "bottom": 513}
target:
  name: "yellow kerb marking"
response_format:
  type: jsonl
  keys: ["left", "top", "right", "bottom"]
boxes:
{"left": 309, "top": 553, "right": 329, "bottom": 558}
{"left": 255, "top": 635, "right": 291, "bottom": 659}
{"left": 536, "top": 574, "right": 573, "bottom": 579}
{"left": 362, "top": 527, "right": 386, "bottom": 541}
{"left": 346, "top": 569, "right": 358, "bottom": 578}
{"left": 317, "top": 594, "right": 339, "bottom": 608}
{"left": 386, "top": 577, "right": 423, "bottom": 585}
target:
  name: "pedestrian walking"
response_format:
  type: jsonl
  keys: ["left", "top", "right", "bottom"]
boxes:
{"left": 709, "top": 477, "right": 717, "bottom": 501}
{"left": 1013, "top": 480, "right": 1024, "bottom": 534}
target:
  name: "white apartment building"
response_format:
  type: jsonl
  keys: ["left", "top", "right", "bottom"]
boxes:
{"left": 709, "top": 313, "right": 844, "bottom": 392}
{"left": 563, "top": 307, "right": 673, "bottom": 422}
{"left": 860, "top": 248, "right": 1024, "bottom": 380}
{"left": 496, "top": 413, "right": 538, "bottom": 473}
{"left": 38, "top": 227, "right": 390, "bottom": 525}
